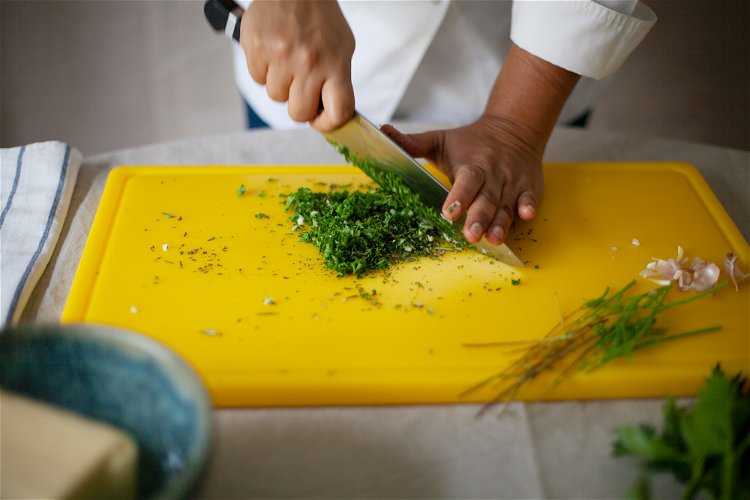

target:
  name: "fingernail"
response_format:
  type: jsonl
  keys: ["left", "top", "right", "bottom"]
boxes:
{"left": 519, "top": 205, "right": 536, "bottom": 220}
{"left": 445, "top": 200, "right": 461, "bottom": 219}
{"left": 490, "top": 225, "right": 504, "bottom": 241}
{"left": 470, "top": 222, "right": 483, "bottom": 238}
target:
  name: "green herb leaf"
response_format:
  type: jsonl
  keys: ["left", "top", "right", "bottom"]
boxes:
{"left": 237, "top": 184, "right": 246, "bottom": 197}
{"left": 613, "top": 365, "right": 750, "bottom": 500}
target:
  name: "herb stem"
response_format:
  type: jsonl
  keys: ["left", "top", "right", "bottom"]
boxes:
{"left": 681, "top": 458, "right": 706, "bottom": 500}
{"left": 466, "top": 281, "right": 725, "bottom": 410}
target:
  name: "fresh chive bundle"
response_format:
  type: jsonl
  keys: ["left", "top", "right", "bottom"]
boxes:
{"left": 463, "top": 280, "right": 726, "bottom": 412}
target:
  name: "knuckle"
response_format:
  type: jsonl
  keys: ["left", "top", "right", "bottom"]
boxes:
{"left": 270, "top": 37, "right": 292, "bottom": 58}
{"left": 295, "top": 46, "right": 319, "bottom": 72}
{"left": 478, "top": 185, "right": 502, "bottom": 206}
{"left": 474, "top": 145, "right": 496, "bottom": 161}
{"left": 470, "top": 201, "right": 495, "bottom": 224}
{"left": 250, "top": 33, "right": 265, "bottom": 51}
{"left": 458, "top": 164, "right": 486, "bottom": 186}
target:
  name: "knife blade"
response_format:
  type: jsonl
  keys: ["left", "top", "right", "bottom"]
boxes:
{"left": 324, "top": 112, "right": 524, "bottom": 266}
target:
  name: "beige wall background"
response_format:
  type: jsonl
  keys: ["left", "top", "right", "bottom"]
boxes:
{"left": 1, "top": 0, "right": 748, "bottom": 156}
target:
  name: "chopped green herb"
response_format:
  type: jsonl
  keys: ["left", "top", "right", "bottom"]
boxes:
{"left": 207, "top": 236, "right": 215, "bottom": 241}
{"left": 255, "top": 213, "right": 269, "bottom": 219}
{"left": 283, "top": 144, "right": 466, "bottom": 277}
{"left": 534, "top": 264, "right": 540, "bottom": 269}
{"left": 511, "top": 278, "right": 521, "bottom": 286}
{"left": 237, "top": 184, "right": 246, "bottom": 197}
{"left": 614, "top": 365, "right": 750, "bottom": 500}
{"left": 162, "top": 212, "right": 175, "bottom": 219}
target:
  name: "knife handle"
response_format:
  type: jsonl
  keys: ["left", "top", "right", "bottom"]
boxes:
{"left": 204, "top": 0, "right": 244, "bottom": 43}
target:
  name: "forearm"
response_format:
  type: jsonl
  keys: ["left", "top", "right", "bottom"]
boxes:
{"left": 484, "top": 43, "right": 580, "bottom": 155}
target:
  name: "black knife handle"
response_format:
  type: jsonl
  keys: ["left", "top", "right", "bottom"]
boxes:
{"left": 204, "top": 0, "right": 244, "bottom": 43}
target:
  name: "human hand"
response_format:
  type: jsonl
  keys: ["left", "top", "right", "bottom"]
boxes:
{"left": 382, "top": 43, "right": 578, "bottom": 247}
{"left": 381, "top": 116, "right": 544, "bottom": 246}
{"left": 241, "top": 0, "right": 355, "bottom": 131}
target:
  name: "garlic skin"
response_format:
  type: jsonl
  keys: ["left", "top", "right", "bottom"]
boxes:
{"left": 639, "top": 247, "right": 720, "bottom": 292}
{"left": 725, "top": 253, "right": 749, "bottom": 291}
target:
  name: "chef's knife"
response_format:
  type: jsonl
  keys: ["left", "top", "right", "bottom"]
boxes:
{"left": 204, "top": 0, "right": 524, "bottom": 266}
{"left": 324, "top": 113, "right": 524, "bottom": 266}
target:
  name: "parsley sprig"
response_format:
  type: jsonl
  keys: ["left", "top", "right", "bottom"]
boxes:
{"left": 614, "top": 365, "right": 750, "bottom": 500}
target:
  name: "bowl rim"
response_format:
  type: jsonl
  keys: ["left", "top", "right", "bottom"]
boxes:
{"left": 0, "top": 322, "right": 214, "bottom": 500}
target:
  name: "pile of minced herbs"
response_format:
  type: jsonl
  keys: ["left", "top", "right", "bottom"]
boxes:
{"left": 284, "top": 146, "right": 466, "bottom": 277}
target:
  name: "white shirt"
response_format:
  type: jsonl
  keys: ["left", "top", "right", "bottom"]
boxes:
{"left": 232, "top": 0, "right": 656, "bottom": 128}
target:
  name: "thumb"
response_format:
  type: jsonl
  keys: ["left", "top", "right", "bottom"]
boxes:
{"left": 381, "top": 124, "right": 441, "bottom": 162}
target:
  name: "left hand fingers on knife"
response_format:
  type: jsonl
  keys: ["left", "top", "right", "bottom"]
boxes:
{"left": 443, "top": 163, "right": 487, "bottom": 222}
{"left": 484, "top": 185, "right": 538, "bottom": 244}
{"left": 463, "top": 187, "right": 504, "bottom": 244}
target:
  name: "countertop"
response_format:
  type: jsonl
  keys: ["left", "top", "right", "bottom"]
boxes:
{"left": 22, "top": 124, "right": 750, "bottom": 498}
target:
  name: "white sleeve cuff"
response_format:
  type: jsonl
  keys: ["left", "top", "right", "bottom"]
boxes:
{"left": 510, "top": 0, "right": 657, "bottom": 79}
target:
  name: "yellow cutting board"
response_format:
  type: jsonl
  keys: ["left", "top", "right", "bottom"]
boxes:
{"left": 62, "top": 163, "right": 749, "bottom": 407}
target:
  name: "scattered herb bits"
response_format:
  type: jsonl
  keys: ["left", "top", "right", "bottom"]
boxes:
{"left": 284, "top": 145, "right": 466, "bottom": 277}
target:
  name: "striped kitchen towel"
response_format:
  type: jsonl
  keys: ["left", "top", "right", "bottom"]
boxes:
{"left": 1, "top": 141, "right": 81, "bottom": 327}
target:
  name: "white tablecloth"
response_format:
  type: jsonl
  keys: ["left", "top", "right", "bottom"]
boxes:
{"left": 21, "top": 125, "right": 749, "bottom": 498}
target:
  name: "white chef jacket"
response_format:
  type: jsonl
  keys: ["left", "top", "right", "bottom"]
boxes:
{"left": 232, "top": 0, "right": 656, "bottom": 128}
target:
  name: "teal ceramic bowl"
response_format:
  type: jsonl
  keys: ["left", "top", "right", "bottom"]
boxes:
{"left": 0, "top": 324, "right": 212, "bottom": 499}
